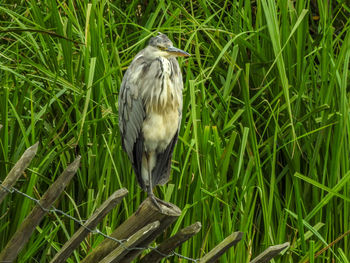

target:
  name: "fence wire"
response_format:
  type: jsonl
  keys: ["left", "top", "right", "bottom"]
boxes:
{"left": 0, "top": 181, "right": 199, "bottom": 262}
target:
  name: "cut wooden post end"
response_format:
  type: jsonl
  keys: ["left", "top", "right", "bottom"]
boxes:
{"left": 100, "top": 221, "right": 160, "bottom": 263}
{"left": 0, "top": 142, "right": 39, "bottom": 204}
{"left": 50, "top": 188, "right": 128, "bottom": 263}
{"left": 140, "top": 222, "right": 202, "bottom": 263}
{"left": 199, "top": 231, "right": 243, "bottom": 263}
{"left": 250, "top": 242, "right": 290, "bottom": 263}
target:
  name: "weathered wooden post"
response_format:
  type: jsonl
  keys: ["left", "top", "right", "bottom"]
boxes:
{"left": 0, "top": 142, "right": 39, "bottom": 204}
{"left": 100, "top": 221, "right": 160, "bottom": 263}
{"left": 50, "top": 188, "right": 128, "bottom": 263}
{"left": 81, "top": 197, "right": 181, "bottom": 263}
{"left": 250, "top": 242, "right": 290, "bottom": 263}
{"left": 139, "top": 222, "right": 202, "bottom": 263}
{"left": 0, "top": 156, "right": 81, "bottom": 263}
{"left": 199, "top": 231, "right": 243, "bottom": 263}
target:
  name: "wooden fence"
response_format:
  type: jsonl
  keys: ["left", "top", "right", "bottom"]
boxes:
{"left": 0, "top": 140, "right": 290, "bottom": 263}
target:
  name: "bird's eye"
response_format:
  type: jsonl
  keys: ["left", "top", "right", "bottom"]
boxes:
{"left": 157, "top": 45, "right": 166, "bottom": 50}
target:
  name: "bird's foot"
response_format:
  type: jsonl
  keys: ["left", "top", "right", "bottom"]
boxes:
{"left": 147, "top": 190, "right": 163, "bottom": 212}
{"left": 150, "top": 195, "right": 163, "bottom": 212}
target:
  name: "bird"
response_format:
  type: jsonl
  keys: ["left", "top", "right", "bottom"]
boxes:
{"left": 118, "top": 32, "right": 190, "bottom": 210}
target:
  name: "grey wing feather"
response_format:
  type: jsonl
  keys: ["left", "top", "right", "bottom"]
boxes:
{"left": 118, "top": 53, "right": 147, "bottom": 188}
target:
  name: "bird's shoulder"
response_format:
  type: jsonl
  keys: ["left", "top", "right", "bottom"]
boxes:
{"left": 121, "top": 53, "right": 162, "bottom": 92}
{"left": 118, "top": 52, "right": 148, "bottom": 132}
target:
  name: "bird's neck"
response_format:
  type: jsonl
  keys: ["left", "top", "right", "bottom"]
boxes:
{"left": 145, "top": 57, "right": 181, "bottom": 114}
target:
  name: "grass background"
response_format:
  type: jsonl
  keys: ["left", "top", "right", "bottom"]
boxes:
{"left": 1, "top": 0, "right": 350, "bottom": 262}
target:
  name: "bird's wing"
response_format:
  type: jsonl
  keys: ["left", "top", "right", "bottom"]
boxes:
{"left": 152, "top": 58, "right": 183, "bottom": 186}
{"left": 118, "top": 53, "right": 164, "bottom": 189}
{"left": 118, "top": 54, "right": 145, "bottom": 188}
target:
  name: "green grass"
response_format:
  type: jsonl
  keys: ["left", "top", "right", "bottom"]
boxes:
{"left": 1, "top": 0, "right": 350, "bottom": 262}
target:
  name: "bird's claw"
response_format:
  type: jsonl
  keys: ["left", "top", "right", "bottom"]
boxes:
{"left": 149, "top": 194, "right": 163, "bottom": 212}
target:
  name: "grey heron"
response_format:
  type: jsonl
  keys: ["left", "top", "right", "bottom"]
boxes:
{"left": 118, "top": 32, "right": 190, "bottom": 209}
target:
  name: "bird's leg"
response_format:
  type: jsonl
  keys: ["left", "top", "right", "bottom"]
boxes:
{"left": 146, "top": 152, "right": 163, "bottom": 212}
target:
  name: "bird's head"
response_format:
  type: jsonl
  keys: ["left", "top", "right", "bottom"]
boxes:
{"left": 145, "top": 32, "right": 190, "bottom": 59}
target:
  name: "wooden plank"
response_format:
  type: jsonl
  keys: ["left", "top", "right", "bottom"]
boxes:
{"left": 100, "top": 221, "right": 160, "bottom": 263}
{"left": 199, "top": 231, "right": 243, "bottom": 263}
{"left": 0, "top": 142, "right": 39, "bottom": 204}
{"left": 0, "top": 156, "right": 81, "bottom": 263}
{"left": 139, "top": 222, "right": 202, "bottom": 263}
{"left": 250, "top": 242, "right": 290, "bottom": 263}
{"left": 81, "top": 197, "right": 181, "bottom": 263}
{"left": 50, "top": 188, "right": 128, "bottom": 263}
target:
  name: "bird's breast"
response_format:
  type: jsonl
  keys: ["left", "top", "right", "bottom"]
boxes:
{"left": 142, "top": 57, "right": 181, "bottom": 153}
{"left": 142, "top": 108, "right": 179, "bottom": 153}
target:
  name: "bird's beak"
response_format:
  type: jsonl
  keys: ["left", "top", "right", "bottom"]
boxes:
{"left": 165, "top": 47, "right": 190, "bottom": 57}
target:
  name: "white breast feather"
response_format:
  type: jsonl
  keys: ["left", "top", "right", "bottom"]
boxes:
{"left": 142, "top": 57, "right": 180, "bottom": 153}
